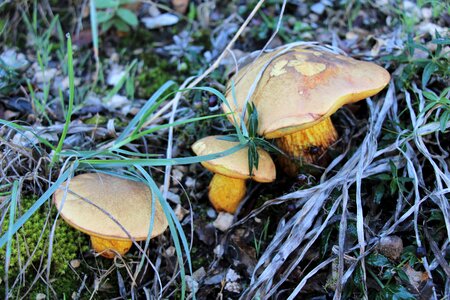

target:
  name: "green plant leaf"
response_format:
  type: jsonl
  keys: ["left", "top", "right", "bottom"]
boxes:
{"left": 422, "top": 90, "right": 439, "bottom": 101}
{"left": 118, "top": 0, "right": 136, "bottom": 4}
{"left": 397, "top": 268, "right": 410, "bottom": 283}
{"left": 116, "top": 8, "right": 138, "bottom": 26}
{"left": 440, "top": 110, "right": 449, "bottom": 132}
{"left": 247, "top": 102, "right": 258, "bottom": 138}
{"left": 113, "top": 18, "right": 130, "bottom": 32}
{"left": 367, "top": 253, "right": 391, "bottom": 267}
{"left": 373, "top": 183, "right": 385, "bottom": 204}
{"left": 431, "top": 37, "right": 450, "bottom": 45}
{"left": 383, "top": 284, "right": 415, "bottom": 300}
{"left": 96, "top": 11, "right": 114, "bottom": 23}
{"left": 422, "top": 62, "right": 438, "bottom": 87}
{"left": 101, "top": 19, "right": 115, "bottom": 32}
{"left": 95, "top": 0, "right": 118, "bottom": 9}
{"left": 253, "top": 138, "right": 283, "bottom": 155}
{"left": 217, "top": 135, "right": 240, "bottom": 142}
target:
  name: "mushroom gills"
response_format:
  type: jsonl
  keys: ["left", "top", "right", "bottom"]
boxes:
{"left": 276, "top": 117, "right": 338, "bottom": 176}
{"left": 90, "top": 236, "right": 132, "bottom": 259}
{"left": 208, "top": 173, "right": 247, "bottom": 213}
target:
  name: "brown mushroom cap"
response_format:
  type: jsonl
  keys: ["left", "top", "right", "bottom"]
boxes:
{"left": 53, "top": 173, "right": 168, "bottom": 241}
{"left": 224, "top": 46, "right": 391, "bottom": 139}
{"left": 192, "top": 135, "right": 276, "bottom": 183}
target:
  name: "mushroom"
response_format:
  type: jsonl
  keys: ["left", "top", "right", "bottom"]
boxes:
{"left": 223, "top": 46, "right": 390, "bottom": 175}
{"left": 192, "top": 135, "right": 276, "bottom": 213}
{"left": 53, "top": 173, "right": 168, "bottom": 258}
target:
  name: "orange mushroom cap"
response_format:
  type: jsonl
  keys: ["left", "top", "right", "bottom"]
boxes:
{"left": 223, "top": 46, "right": 391, "bottom": 139}
{"left": 53, "top": 173, "right": 168, "bottom": 242}
{"left": 192, "top": 135, "right": 276, "bottom": 183}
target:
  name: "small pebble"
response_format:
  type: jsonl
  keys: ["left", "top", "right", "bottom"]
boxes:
{"left": 206, "top": 208, "right": 217, "bottom": 219}
{"left": 224, "top": 281, "right": 241, "bottom": 293}
{"left": 107, "top": 94, "right": 129, "bottom": 110}
{"left": 174, "top": 204, "right": 189, "bottom": 221}
{"left": 70, "top": 259, "right": 81, "bottom": 268}
{"left": 172, "top": 168, "right": 184, "bottom": 183}
{"left": 193, "top": 267, "right": 206, "bottom": 281}
{"left": 311, "top": 3, "right": 325, "bottom": 15}
{"left": 165, "top": 246, "right": 175, "bottom": 257}
{"left": 185, "top": 275, "right": 199, "bottom": 293}
{"left": 33, "top": 67, "right": 58, "bottom": 83}
{"left": 185, "top": 177, "right": 196, "bottom": 188}
{"left": 106, "top": 65, "right": 125, "bottom": 86}
{"left": 225, "top": 268, "right": 240, "bottom": 282}
{"left": 213, "top": 212, "right": 234, "bottom": 232}
{"left": 377, "top": 235, "right": 403, "bottom": 260}
{"left": 213, "top": 244, "right": 223, "bottom": 256}
{"left": 142, "top": 14, "right": 179, "bottom": 29}
{"left": 165, "top": 190, "right": 180, "bottom": 204}
{"left": 35, "top": 293, "right": 46, "bottom": 300}
{"left": 421, "top": 8, "right": 432, "bottom": 19}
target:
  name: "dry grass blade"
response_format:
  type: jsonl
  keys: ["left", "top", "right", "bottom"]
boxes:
{"left": 239, "top": 62, "right": 450, "bottom": 297}
{"left": 241, "top": 82, "right": 400, "bottom": 297}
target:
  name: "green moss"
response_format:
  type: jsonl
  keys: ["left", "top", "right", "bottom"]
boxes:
{"left": 136, "top": 53, "right": 180, "bottom": 98}
{"left": 190, "top": 246, "right": 208, "bottom": 270}
{"left": 84, "top": 114, "right": 108, "bottom": 125}
{"left": 0, "top": 196, "right": 89, "bottom": 297}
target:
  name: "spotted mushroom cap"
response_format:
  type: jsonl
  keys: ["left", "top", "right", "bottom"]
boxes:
{"left": 192, "top": 135, "right": 276, "bottom": 183}
{"left": 223, "top": 46, "right": 391, "bottom": 139}
{"left": 53, "top": 173, "right": 168, "bottom": 241}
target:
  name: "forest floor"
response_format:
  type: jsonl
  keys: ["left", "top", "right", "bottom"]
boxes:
{"left": 0, "top": 1, "right": 449, "bottom": 299}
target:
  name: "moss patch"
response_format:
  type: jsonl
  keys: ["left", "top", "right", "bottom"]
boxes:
{"left": 0, "top": 196, "right": 89, "bottom": 297}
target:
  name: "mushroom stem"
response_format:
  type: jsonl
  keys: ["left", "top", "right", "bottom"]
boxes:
{"left": 208, "top": 173, "right": 247, "bottom": 213}
{"left": 90, "top": 236, "right": 132, "bottom": 259}
{"left": 276, "top": 117, "right": 338, "bottom": 176}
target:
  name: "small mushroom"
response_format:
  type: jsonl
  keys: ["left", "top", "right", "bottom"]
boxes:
{"left": 192, "top": 135, "right": 276, "bottom": 213}
{"left": 224, "top": 46, "right": 390, "bottom": 175}
{"left": 53, "top": 173, "right": 168, "bottom": 258}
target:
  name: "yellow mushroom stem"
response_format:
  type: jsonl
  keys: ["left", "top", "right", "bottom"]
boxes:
{"left": 208, "top": 173, "right": 247, "bottom": 213}
{"left": 276, "top": 117, "right": 338, "bottom": 176}
{"left": 90, "top": 236, "right": 132, "bottom": 259}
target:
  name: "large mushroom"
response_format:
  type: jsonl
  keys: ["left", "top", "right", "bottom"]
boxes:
{"left": 223, "top": 46, "right": 390, "bottom": 175}
{"left": 53, "top": 173, "right": 168, "bottom": 259}
{"left": 192, "top": 135, "right": 276, "bottom": 213}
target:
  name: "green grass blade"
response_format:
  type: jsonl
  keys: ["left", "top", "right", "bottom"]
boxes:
{"left": 136, "top": 166, "right": 190, "bottom": 300}
{"left": 4, "top": 181, "right": 19, "bottom": 285}
{"left": 115, "top": 80, "right": 176, "bottom": 145}
{"left": 0, "top": 119, "right": 55, "bottom": 151}
{"left": 81, "top": 143, "right": 246, "bottom": 167}
{"left": 110, "top": 149, "right": 161, "bottom": 157}
{"left": 115, "top": 113, "right": 224, "bottom": 149}
{"left": 90, "top": 0, "right": 99, "bottom": 57}
{"left": 52, "top": 33, "right": 75, "bottom": 165}
{"left": 187, "top": 86, "right": 245, "bottom": 140}
{"left": 0, "top": 163, "right": 77, "bottom": 248}
{"left": 103, "top": 59, "right": 137, "bottom": 102}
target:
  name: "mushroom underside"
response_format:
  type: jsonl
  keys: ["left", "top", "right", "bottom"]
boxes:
{"left": 90, "top": 236, "right": 133, "bottom": 259}
{"left": 275, "top": 116, "right": 338, "bottom": 176}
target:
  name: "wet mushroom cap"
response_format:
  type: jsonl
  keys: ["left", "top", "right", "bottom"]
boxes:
{"left": 53, "top": 173, "right": 168, "bottom": 241}
{"left": 223, "top": 47, "right": 391, "bottom": 139}
{"left": 192, "top": 135, "right": 276, "bottom": 183}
